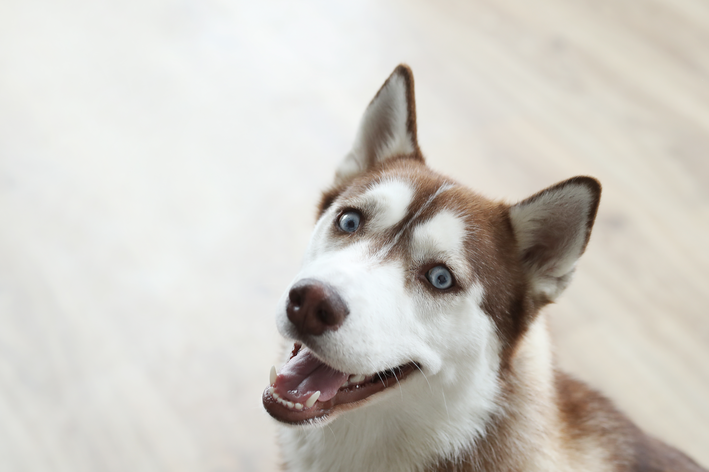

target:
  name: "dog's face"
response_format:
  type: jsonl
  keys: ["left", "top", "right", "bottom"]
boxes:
{"left": 263, "top": 65, "right": 600, "bottom": 426}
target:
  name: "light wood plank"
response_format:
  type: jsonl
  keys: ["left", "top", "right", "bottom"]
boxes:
{"left": 0, "top": 0, "right": 707, "bottom": 470}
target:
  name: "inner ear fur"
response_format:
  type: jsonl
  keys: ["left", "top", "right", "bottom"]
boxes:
{"left": 333, "top": 64, "right": 423, "bottom": 187}
{"left": 509, "top": 176, "right": 601, "bottom": 305}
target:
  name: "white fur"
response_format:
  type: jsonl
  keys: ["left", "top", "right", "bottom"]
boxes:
{"left": 412, "top": 210, "right": 466, "bottom": 258}
{"left": 356, "top": 72, "right": 415, "bottom": 160}
{"left": 272, "top": 65, "right": 611, "bottom": 472}
{"left": 509, "top": 183, "right": 595, "bottom": 302}
{"left": 278, "top": 281, "right": 502, "bottom": 472}
{"left": 358, "top": 178, "right": 415, "bottom": 232}
{"left": 499, "top": 315, "right": 612, "bottom": 471}
{"left": 335, "top": 72, "right": 416, "bottom": 184}
{"left": 376, "top": 182, "right": 455, "bottom": 259}
{"left": 274, "top": 178, "right": 606, "bottom": 471}
{"left": 275, "top": 187, "right": 503, "bottom": 471}
{"left": 411, "top": 210, "right": 473, "bottom": 285}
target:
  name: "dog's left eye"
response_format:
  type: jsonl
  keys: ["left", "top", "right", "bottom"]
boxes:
{"left": 338, "top": 211, "right": 361, "bottom": 233}
{"left": 427, "top": 266, "right": 454, "bottom": 290}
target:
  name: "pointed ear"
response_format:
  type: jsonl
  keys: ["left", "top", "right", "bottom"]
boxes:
{"left": 509, "top": 176, "right": 601, "bottom": 304}
{"left": 335, "top": 64, "right": 421, "bottom": 185}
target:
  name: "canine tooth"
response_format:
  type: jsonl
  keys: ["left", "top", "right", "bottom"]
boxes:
{"left": 286, "top": 401, "right": 294, "bottom": 409}
{"left": 305, "top": 391, "right": 320, "bottom": 408}
{"left": 341, "top": 380, "right": 349, "bottom": 387}
{"left": 350, "top": 374, "right": 366, "bottom": 384}
{"left": 270, "top": 366, "right": 277, "bottom": 385}
{"left": 295, "top": 403, "right": 303, "bottom": 410}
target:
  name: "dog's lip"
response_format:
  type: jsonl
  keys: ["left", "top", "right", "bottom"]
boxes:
{"left": 262, "top": 344, "right": 420, "bottom": 425}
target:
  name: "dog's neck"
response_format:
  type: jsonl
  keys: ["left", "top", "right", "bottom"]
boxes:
{"left": 277, "top": 315, "right": 605, "bottom": 472}
{"left": 433, "top": 314, "right": 570, "bottom": 472}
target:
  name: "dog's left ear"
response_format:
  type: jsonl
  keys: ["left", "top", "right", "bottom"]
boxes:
{"left": 334, "top": 64, "right": 421, "bottom": 185}
{"left": 509, "top": 176, "right": 601, "bottom": 305}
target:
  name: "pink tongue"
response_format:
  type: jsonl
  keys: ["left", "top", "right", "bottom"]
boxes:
{"left": 274, "top": 347, "right": 348, "bottom": 403}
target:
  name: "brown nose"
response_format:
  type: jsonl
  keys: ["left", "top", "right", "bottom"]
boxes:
{"left": 286, "top": 278, "right": 349, "bottom": 336}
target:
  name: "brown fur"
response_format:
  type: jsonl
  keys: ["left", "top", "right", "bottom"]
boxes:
{"left": 323, "top": 156, "right": 534, "bottom": 368}
{"left": 317, "top": 154, "right": 706, "bottom": 471}
{"left": 426, "top": 364, "right": 706, "bottom": 472}
{"left": 298, "top": 64, "right": 707, "bottom": 472}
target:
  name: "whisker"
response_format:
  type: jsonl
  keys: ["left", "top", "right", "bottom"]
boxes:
{"left": 441, "top": 390, "right": 450, "bottom": 423}
{"left": 391, "top": 364, "right": 404, "bottom": 401}
{"left": 414, "top": 362, "right": 434, "bottom": 396}
{"left": 411, "top": 362, "right": 447, "bottom": 419}
{"left": 326, "top": 423, "right": 337, "bottom": 441}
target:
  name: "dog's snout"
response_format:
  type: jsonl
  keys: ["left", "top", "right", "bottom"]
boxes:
{"left": 287, "top": 278, "right": 348, "bottom": 336}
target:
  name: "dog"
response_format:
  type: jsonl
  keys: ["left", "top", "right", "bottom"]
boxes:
{"left": 261, "top": 65, "right": 707, "bottom": 472}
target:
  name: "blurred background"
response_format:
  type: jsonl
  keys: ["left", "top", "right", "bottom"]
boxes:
{"left": 1, "top": 0, "right": 708, "bottom": 471}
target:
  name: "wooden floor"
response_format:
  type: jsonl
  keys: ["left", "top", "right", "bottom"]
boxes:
{"left": 1, "top": 0, "right": 708, "bottom": 470}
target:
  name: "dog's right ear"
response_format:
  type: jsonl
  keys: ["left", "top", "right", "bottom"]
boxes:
{"left": 334, "top": 64, "right": 422, "bottom": 186}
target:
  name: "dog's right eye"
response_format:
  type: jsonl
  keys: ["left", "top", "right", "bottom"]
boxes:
{"left": 426, "top": 266, "right": 454, "bottom": 290}
{"left": 338, "top": 211, "right": 361, "bottom": 233}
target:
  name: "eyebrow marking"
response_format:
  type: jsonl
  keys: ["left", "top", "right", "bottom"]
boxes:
{"left": 375, "top": 182, "right": 456, "bottom": 259}
{"left": 361, "top": 179, "right": 415, "bottom": 232}
{"left": 411, "top": 209, "right": 466, "bottom": 261}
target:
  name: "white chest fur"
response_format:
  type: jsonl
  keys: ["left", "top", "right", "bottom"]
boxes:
{"left": 279, "top": 396, "right": 487, "bottom": 472}
{"left": 278, "top": 351, "right": 501, "bottom": 472}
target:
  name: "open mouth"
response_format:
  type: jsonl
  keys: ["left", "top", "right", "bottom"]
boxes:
{"left": 262, "top": 343, "right": 419, "bottom": 424}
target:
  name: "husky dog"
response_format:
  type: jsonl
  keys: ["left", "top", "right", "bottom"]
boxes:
{"left": 261, "top": 65, "right": 706, "bottom": 472}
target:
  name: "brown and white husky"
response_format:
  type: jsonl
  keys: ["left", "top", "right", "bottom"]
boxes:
{"left": 261, "top": 65, "right": 707, "bottom": 472}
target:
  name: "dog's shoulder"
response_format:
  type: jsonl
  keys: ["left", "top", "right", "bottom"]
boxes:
{"left": 555, "top": 371, "right": 707, "bottom": 472}
{"left": 631, "top": 433, "right": 707, "bottom": 472}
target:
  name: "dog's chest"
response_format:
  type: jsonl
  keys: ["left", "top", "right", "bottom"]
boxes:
{"left": 277, "top": 395, "right": 504, "bottom": 472}
{"left": 278, "top": 406, "right": 467, "bottom": 472}
{"left": 278, "top": 412, "right": 428, "bottom": 472}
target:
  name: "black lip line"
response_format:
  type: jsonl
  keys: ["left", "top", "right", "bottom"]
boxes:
{"left": 285, "top": 341, "right": 419, "bottom": 382}
{"left": 264, "top": 360, "right": 420, "bottom": 425}
{"left": 289, "top": 342, "right": 302, "bottom": 359}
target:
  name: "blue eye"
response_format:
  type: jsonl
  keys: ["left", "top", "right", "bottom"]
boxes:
{"left": 338, "top": 211, "right": 361, "bottom": 233}
{"left": 427, "top": 266, "right": 453, "bottom": 290}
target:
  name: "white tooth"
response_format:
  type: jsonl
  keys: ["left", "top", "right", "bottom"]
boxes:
{"left": 341, "top": 380, "right": 349, "bottom": 387}
{"left": 268, "top": 387, "right": 274, "bottom": 395}
{"left": 270, "top": 366, "right": 277, "bottom": 385}
{"left": 273, "top": 392, "right": 280, "bottom": 400}
{"left": 295, "top": 403, "right": 303, "bottom": 410}
{"left": 350, "top": 374, "right": 365, "bottom": 384}
{"left": 305, "top": 391, "right": 320, "bottom": 408}
{"left": 286, "top": 401, "right": 294, "bottom": 409}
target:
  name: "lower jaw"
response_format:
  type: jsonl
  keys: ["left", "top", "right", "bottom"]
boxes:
{"left": 262, "top": 362, "right": 419, "bottom": 425}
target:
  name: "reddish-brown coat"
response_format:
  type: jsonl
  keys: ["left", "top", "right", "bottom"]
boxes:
{"left": 295, "top": 64, "right": 707, "bottom": 472}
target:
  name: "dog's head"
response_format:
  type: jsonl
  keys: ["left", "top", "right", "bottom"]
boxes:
{"left": 263, "top": 65, "right": 600, "bottom": 425}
